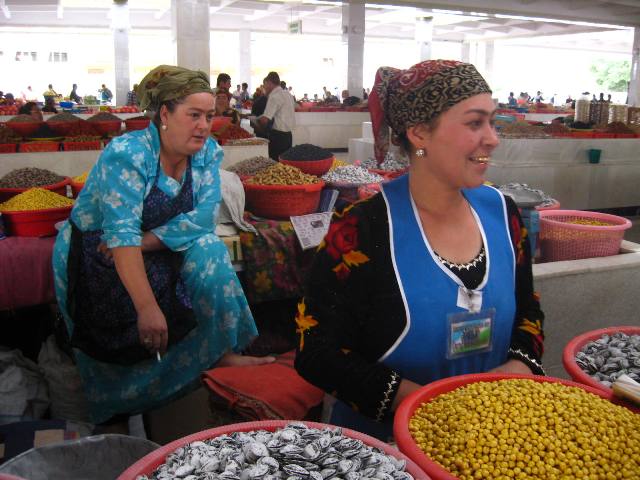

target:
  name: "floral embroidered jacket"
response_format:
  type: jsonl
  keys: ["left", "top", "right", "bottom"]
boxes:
{"left": 294, "top": 192, "right": 545, "bottom": 421}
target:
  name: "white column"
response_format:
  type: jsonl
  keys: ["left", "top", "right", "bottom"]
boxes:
{"left": 171, "top": 0, "right": 210, "bottom": 73}
{"left": 484, "top": 41, "right": 495, "bottom": 86}
{"left": 342, "top": 0, "right": 365, "bottom": 98}
{"left": 239, "top": 29, "right": 251, "bottom": 91}
{"left": 629, "top": 27, "right": 640, "bottom": 106}
{"left": 415, "top": 16, "right": 433, "bottom": 61}
{"left": 111, "top": 1, "right": 130, "bottom": 106}
{"left": 461, "top": 41, "right": 470, "bottom": 62}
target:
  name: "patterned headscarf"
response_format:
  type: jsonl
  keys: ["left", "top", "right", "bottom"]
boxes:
{"left": 136, "top": 65, "right": 212, "bottom": 112}
{"left": 369, "top": 60, "right": 491, "bottom": 163}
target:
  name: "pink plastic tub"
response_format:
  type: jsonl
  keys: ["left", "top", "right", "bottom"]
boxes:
{"left": 538, "top": 210, "right": 631, "bottom": 262}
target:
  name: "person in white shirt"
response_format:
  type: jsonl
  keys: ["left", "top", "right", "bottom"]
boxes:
{"left": 257, "top": 71, "right": 296, "bottom": 160}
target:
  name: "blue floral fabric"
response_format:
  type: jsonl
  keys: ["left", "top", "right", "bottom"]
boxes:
{"left": 52, "top": 123, "right": 258, "bottom": 423}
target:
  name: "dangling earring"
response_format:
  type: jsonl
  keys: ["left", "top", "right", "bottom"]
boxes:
{"left": 416, "top": 148, "right": 425, "bottom": 157}
{"left": 161, "top": 124, "right": 167, "bottom": 131}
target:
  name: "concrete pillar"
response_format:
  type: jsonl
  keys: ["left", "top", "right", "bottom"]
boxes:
{"left": 484, "top": 41, "right": 495, "bottom": 86}
{"left": 629, "top": 27, "right": 640, "bottom": 106}
{"left": 111, "top": 1, "right": 130, "bottom": 106}
{"left": 415, "top": 16, "right": 433, "bottom": 61}
{"left": 342, "top": 0, "right": 365, "bottom": 99}
{"left": 171, "top": 0, "right": 210, "bottom": 74}
{"left": 461, "top": 41, "right": 470, "bottom": 62}
{"left": 239, "top": 29, "right": 251, "bottom": 91}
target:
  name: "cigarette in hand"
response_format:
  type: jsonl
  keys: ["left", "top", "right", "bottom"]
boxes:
{"left": 156, "top": 351, "right": 162, "bottom": 363}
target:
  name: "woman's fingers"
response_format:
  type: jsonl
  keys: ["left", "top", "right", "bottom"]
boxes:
{"left": 140, "top": 328, "right": 168, "bottom": 354}
{"left": 97, "top": 242, "right": 113, "bottom": 260}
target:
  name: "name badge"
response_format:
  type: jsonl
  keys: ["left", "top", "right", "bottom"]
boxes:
{"left": 446, "top": 308, "right": 496, "bottom": 359}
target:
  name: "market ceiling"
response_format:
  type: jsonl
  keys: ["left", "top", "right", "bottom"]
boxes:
{"left": 0, "top": 0, "right": 637, "bottom": 49}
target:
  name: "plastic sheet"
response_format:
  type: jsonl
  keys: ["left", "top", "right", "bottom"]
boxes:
{"left": 0, "top": 434, "right": 160, "bottom": 480}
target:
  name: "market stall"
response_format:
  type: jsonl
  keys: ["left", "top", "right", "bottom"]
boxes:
{"left": 349, "top": 127, "right": 640, "bottom": 210}
{"left": 293, "top": 111, "right": 370, "bottom": 149}
{"left": 0, "top": 112, "right": 142, "bottom": 123}
{"left": 488, "top": 137, "right": 640, "bottom": 209}
{"left": 0, "top": 142, "right": 268, "bottom": 177}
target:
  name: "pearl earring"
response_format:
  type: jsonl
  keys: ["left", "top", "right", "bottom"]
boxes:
{"left": 416, "top": 148, "right": 425, "bottom": 157}
{"left": 161, "top": 124, "right": 167, "bottom": 131}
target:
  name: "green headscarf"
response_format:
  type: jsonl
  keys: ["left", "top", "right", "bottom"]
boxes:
{"left": 136, "top": 65, "right": 212, "bottom": 112}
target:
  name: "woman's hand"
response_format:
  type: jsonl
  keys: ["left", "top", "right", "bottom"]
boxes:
{"left": 391, "top": 378, "right": 422, "bottom": 412}
{"left": 97, "top": 242, "right": 113, "bottom": 261}
{"left": 137, "top": 303, "right": 168, "bottom": 354}
{"left": 141, "top": 231, "right": 166, "bottom": 252}
{"left": 488, "top": 359, "right": 533, "bottom": 375}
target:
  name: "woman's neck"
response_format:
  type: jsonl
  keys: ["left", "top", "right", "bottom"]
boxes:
{"left": 408, "top": 163, "right": 466, "bottom": 218}
{"left": 159, "top": 144, "right": 188, "bottom": 181}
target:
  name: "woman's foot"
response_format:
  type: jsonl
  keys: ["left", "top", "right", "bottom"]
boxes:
{"left": 217, "top": 352, "right": 276, "bottom": 367}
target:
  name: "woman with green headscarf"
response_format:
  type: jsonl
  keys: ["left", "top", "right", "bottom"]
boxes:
{"left": 52, "top": 65, "right": 274, "bottom": 429}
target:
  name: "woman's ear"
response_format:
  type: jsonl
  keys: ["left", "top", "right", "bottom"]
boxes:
{"left": 405, "top": 123, "right": 431, "bottom": 150}
{"left": 159, "top": 104, "right": 169, "bottom": 126}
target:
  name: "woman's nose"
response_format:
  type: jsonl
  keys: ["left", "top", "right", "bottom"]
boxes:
{"left": 485, "top": 124, "right": 499, "bottom": 148}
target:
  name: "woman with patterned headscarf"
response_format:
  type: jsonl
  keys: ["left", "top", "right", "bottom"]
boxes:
{"left": 52, "top": 65, "right": 273, "bottom": 430}
{"left": 295, "top": 60, "right": 545, "bottom": 440}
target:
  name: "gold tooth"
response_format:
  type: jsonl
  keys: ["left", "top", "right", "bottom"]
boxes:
{"left": 471, "top": 156, "right": 490, "bottom": 163}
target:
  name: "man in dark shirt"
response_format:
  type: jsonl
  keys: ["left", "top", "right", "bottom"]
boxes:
{"left": 69, "top": 84, "right": 82, "bottom": 103}
{"left": 250, "top": 85, "right": 269, "bottom": 139}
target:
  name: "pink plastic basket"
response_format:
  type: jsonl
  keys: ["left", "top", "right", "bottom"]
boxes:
{"left": 538, "top": 210, "right": 631, "bottom": 262}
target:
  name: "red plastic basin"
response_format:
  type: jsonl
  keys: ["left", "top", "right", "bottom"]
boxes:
{"left": 0, "top": 177, "right": 71, "bottom": 203}
{"left": 393, "top": 373, "right": 638, "bottom": 480}
{"left": 124, "top": 117, "right": 151, "bottom": 131}
{"left": 47, "top": 120, "right": 80, "bottom": 136}
{"left": 279, "top": 156, "right": 334, "bottom": 176}
{"left": 117, "top": 420, "right": 430, "bottom": 479}
{"left": 70, "top": 180, "right": 85, "bottom": 198}
{"left": 6, "top": 121, "right": 42, "bottom": 137}
{"left": 210, "top": 116, "right": 233, "bottom": 132}
{"left": 563, "top": 325, "right": 640, "bottom": 393}
{"left": 1, "top": 205, "right": 72, "bottom": 237}
{"left": 243, "top": 180, "right": 324, "bottom": 219}
{"left": 91, "top": 120, "right": 122, "bottom": 135}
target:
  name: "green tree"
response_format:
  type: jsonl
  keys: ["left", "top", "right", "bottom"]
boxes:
{"left": 590, "top": 60, "right": 631, "bottom": 92}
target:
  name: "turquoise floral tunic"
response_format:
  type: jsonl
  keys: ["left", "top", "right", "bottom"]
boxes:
{"left": 52, "top": 123, "right": 258, "bottom": 423}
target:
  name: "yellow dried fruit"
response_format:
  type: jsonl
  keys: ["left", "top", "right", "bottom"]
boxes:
{"left": 566, "top": 219, "right": 611, "bottom": 226}
{"left": 72, "top": 171, "right": 89, "bottom": 183}
{"left": 409, "top": 379, "right": 639, "bottom": 480}
{"left": 247, "top": 163, "right": 320, "bottom": 186}
{"left": 0, "top": 188, "right": 74, "bottom": 212}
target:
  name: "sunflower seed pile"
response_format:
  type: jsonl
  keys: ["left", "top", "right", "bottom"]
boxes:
{"left": 136, "top": 422, "right": 414, "bottom": 480}
{"left": 498, "top": 183, "right": 557, "bottom": 208}
{"left": 225, "top": 156, "right": 276, "bottom": 176}
{"left": 575, "top": 332, "right": 640, "bottom": 387}
{"left": 362, "top": 153, "right": 409, "bottom": 172}
{"left": 322, "top": 166, "right": 384, "bottom": 185}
